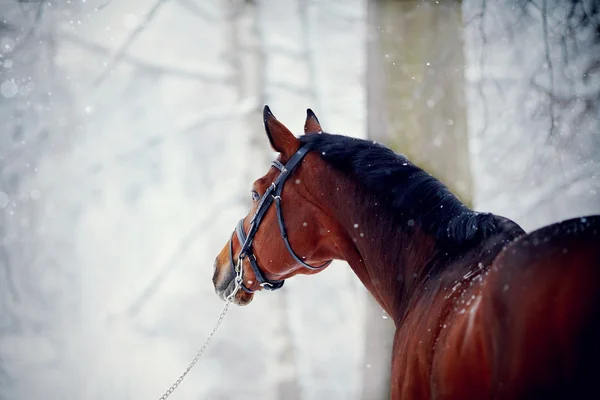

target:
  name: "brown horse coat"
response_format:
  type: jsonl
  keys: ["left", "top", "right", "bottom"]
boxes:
{"left": 213, "top": 107, "right": 600, "bottom": 399}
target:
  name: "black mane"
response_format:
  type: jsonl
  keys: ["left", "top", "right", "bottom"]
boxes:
{"left": 299, "top": 133, "right": 524, "bottom": 250}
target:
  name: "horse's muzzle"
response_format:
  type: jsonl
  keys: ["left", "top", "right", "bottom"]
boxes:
{"left": 212, "top": 255, "right": 254, "bottom": 306}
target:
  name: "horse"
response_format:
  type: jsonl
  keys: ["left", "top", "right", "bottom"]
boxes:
{"left": 212, "top": 105, "right": 600, "bottom": 399}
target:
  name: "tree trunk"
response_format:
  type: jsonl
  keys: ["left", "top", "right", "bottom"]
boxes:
{"left": 364, "top": 1, "right": 471, "bottom": 398}
{"left": 0, "top": 1, "right": 78, "bottom": 398}
{"left": 228, "top": 1, "right": 303, "bottom": 398}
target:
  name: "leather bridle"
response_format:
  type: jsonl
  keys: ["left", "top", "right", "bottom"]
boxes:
{"left": 228, "top": 145, "right": 332, "bottom": 293}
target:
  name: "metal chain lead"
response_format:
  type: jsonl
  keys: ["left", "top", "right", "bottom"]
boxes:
{"left": 158, "top": 257, "right": 244, "bottom": 400}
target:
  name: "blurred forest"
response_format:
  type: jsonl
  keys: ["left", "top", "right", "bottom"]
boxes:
{"left": 0, "top": 0, "right": 598, "bottom": 399}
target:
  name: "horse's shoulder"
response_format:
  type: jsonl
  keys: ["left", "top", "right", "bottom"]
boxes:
{"left": 493, "top": 215, "right": 600, "bottom": 267}
{"left": 472, "top": 215, "right": 600, "bottom": 396}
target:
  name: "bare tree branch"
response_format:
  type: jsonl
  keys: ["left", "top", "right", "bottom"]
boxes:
{"left": 300, "top": 0, "right": 321, "bottom": 110}
{"left": 254, "top": 0, "right": 268, "bottom": 110}
{"left": 10, "top": 0, "right": 44, "bottom": 55}
{"left": 270, "top": 80, "right": 311, "bottom": 95}
{"left": 269, "top": 44, "right": 303, "bottom": 58}
{"left": 476, "top": 0, "right": 490, "bottom": 137}
{"left": 109, "top": 94, "right": 258, "bottom": 322}
{"left": 177, "top": 0, "right": 219, "bottom": 20}
{"left": 0, "top": 245, "right": 20, "bottom": 302}
{"left": 94, "top": 0, "right": 172, "bottom": 86}
{"left": 121, "top": 206, "right": 234, "bottom": 319}
{"left": 513, "top": 162, "right": 599, "bottom": 219}
{"left": 226, "top": 0, "right": 243, "bottom": 97}
{"left": 61, "top": 33, "right": 233, "bottom": 84}
{"left": 95, "top": 0, "right": 113, "bottom": 11}
{"left": 320, "top": 2, "right": 362, "bottom": 25}
{"left": 39, "top": 99, "right": 258, "bottom": 198}
{"left": 541, "top": 0, "right": 557, "bottom": 138}
{"left": 583, "top": 59, "right": 600, "bottom": 83}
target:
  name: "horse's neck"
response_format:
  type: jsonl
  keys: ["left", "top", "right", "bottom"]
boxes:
{"left": 331, "top": 214, "right": 448, "bottom": 323}
{"left": 323, "top": 179, "right": 525, "bottom": 324}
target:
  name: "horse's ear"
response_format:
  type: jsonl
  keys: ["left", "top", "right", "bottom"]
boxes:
{"left": 263, "top": 105, "right": 300, "bottom": 156}
{"left": 304, "top": 108, "right": 323, "bottom": 134}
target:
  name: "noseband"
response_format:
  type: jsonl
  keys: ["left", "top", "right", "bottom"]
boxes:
{"left": 229, "top": 145, "right": 332, "bottom": 293}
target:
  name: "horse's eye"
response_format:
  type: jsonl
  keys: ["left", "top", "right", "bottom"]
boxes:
{"left": 251, "top": 190, "right": 261, "bottom": 202}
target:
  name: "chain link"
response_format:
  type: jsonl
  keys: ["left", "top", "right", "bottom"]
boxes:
{"left": 158, "top": 257, "right": 244, "bottom": 400}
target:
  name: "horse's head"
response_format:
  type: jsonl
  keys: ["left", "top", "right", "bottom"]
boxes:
{"left": 213, "top": 106, "right": 341, "bottom": 305}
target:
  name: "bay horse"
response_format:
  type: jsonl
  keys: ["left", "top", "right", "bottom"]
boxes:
{"left": 212, "top": 105, "right": 600, "bottom": 399}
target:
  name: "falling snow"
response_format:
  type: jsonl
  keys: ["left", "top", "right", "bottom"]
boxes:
{"left": 0, "top": 1, "right": 368, "bottom": 399}
{"left": 0, "top": 1, "right": 597, "bottom": 399}
{"left": 1, "top": 79, "right": 17, "bottom": 98}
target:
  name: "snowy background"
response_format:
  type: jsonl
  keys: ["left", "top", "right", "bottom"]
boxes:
{"left": 0, "top": 0, "right": 598, "bottom": 399}
{"left": 1, "top": 1, "right": 368, "bottom": 399}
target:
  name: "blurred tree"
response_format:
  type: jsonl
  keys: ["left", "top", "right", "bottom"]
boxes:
{"left": 364, "top": 0, "right": 471, "bottom": 398}
{"left": 463, "top": 0, "right": 600, "bottom": 230}
{"left": 1, "top": 0, "right": 368, "bottom": 398}
{"left": 228, "top": 1, "right": 303, "bottom": 398}
{"left": 0, "top": 1, "right": 75, "bottom": 398}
